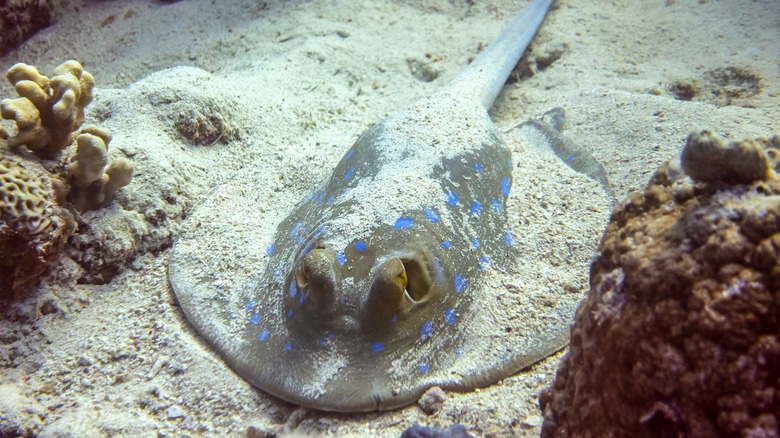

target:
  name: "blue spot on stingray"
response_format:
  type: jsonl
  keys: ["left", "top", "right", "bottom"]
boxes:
{"left": 345, "top": 149, "right": 354, "bottom": 160}
{"left": 249, "top": 313, "right": 260, "bottom": 325}
{"left": 503, "top": 230, "right": 514, "bottom": 246}
{"left": 317, "top": 192, "right": 326, "bottom": 203}
{"left": 265, "top": 244, "right": 275, "bottom": 256}
{"left": 472, "top": 163, "right": 483, "bottom": 172}
{"left": 326, "top": 195, "right": 334, "bottom": 204}
{"left": 336, "top": 251, "right": 346, "bottom": 266}
{"left": 287, "top": 309, "right": 293, "bottom": 318}
{"left": 418, "top": 362, "right": 430, "bottom": 373}
{"left": 392, "top": 314, "right": 397, "bottom": 322}
{"left": 567, "top": 155, "right": 575, "bottom": 161}
{"left": 444, "top": 308, "right": 455, "bottom": 325}
{"left": 299, "top": 290, "right": 305, "bottom": 305}
{"left": 245, "top": 300, "right": 255, "bottom": 311}
{"left": 340, "top": 295, "right": 346, "bottom": 304}
{"left": 471, "top": 237, "right": 480, "bottom": 250}
{"left": 294, "top": 234, "right": 302, "bottom": 244}
{"left": 470, "top": 201, "right": 482, "bottom": 216}
{"left": 354, "top": 241, "right": 366, "bottom": 252}
{"left": 319, "top": 337, "right": 328, "bottom": 345}
{"left": 501, "top": 177, "right": 510, "bottom": 197}
{"left": 283, "top": 342, "right": 292, "bottom": 351}
{"left": 313, "top": 225, "right": 325, "bottom": 238}
{"left": 433, "top": 257, "right": 444, "bottom": 283}
{"left": 289, "top": 221, "right": 301, "bottom": 237}
{"left": 372, "top": 342, "right": 384, "bottom": 353}
{"left": 439, "top": 240, "right": 451, "bottom": 250}
{"left": 455, "top": 346, "right": 464, "bottom": 356}
{"left": 394, "top": 217, "right": 414, "bottom": 230}
{"left": 288, "top": 282, "right": 297, "bottom": 298}
{"left": 446, "top": 191, "right": 459, "bottom": 207}
{"left": 303, "top": 243, "right": 313, "bottom": 256}
{"left": 258, "top": 329, "right": 269, "bottom": 342}
{"left": 344, "top": 168, "right": 354, "bottom": 180}
{"left": 463, "top": 169, "right": 470, "bottom": 177}
{"left": 420, "top": 320, "right": 433, "bottom": 340}
{"left": 454, "top": 274, "right": 466, "bottom": 293}
{"left": 478, "top": 256, "right": 489, "bottom": 272}
{"left": 491, "top": 197, "right": 501, "bottom": 213}
{"left": 424, "top": 208, "right": 439, "bottom": 224}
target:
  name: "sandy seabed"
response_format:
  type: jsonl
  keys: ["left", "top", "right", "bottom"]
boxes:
{"left": 1, "top": 0, "right": 778, "bottom": 436}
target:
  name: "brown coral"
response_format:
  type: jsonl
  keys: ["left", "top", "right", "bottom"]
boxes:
{"left": 0, "top": 151, "right": 75, "bottom": 296}
{"left": 67, "top": 125, "right": 134, "bottom": 211}
{"left": 540, "top": 132, "right": 780, "bottom": 437}
{"left": 0, "top": 60, "right": 95, "bottom": 158}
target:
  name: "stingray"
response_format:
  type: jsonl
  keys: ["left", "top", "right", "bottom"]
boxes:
{"left": 169, "top": 0, "right": 609, "bottom": 411}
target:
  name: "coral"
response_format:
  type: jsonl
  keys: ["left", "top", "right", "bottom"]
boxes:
{"left": 0, "top": 0, "right": 53, "bottom": 57}
{"left": 1, "top": 60, "right": 95, "bottom": 158}
{"left": 681, "top": 130, "right": 773, "bottom": 184}
{"left": 0, "top": 151, "right": 75, "bottom": 296}
{"left": 540, "top": 132, "right": 780, "bottom": 437}
{"left": 67, "top": 126, "right": 134, "bottom": 211}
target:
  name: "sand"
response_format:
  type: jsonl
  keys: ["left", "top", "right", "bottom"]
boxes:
{"left": 0, "top": 0, "right": 778, "bottom": 436}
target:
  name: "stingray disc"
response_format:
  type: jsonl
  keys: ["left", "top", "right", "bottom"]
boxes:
{"left": 169, "top": 94, "right": 607, "bottom": 412}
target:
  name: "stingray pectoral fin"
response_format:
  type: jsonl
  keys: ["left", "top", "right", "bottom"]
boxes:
{"left": 511, "top": 108, "right": 616, "bottom": 202}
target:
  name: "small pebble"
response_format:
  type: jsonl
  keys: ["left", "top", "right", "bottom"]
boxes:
{"left": 417, "top": 386, "right": 447, "bottom": 414}
{"left": 400, "top": 424, "right": 473, "bottom": 438}
{"left": 147, "top": 357, "right": 168, "bottom": 379}
{"left": 167, "top": 405, "right": 185, "bottom": 419}
{"left": 522, "top": 414, "right": 543, "bottom": 428}
{"left": 77, "top": 355, "right": 93, "bottom": 367}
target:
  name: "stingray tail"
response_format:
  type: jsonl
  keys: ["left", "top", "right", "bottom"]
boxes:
{"left": 448, "top": 0, "right": 554, "bottom": 110}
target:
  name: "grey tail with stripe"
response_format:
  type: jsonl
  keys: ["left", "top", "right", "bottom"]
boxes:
{"left": 447, "top": 0, "right": 554, "bottom": 110}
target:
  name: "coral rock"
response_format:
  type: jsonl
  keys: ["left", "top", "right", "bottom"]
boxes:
{"left": 0, "top": 151, "right": 75, "bottom": 296}
{"left": 0, "top": 0, "right": 53, "bottom": 57}
{"left": 1, "top": 60, "right": 95, "bottom": 158}
{"left": 540, "top": 132, "right": 780, "bottom": 437}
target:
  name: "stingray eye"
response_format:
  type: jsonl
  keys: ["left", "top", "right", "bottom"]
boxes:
{"left": 364, "top": 255, "right": 434, "bottom": 330}
{"left": 296, "top": 263, "right": 309, "bottom": 289}
{"left": 296, "top": 247, "right": 335, "bottom": 292}
{"left": 401, "top": 258, "right": 432, "bottom": 302}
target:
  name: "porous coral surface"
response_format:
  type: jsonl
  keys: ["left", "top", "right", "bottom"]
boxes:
{"left": 540, "top": 133, "right": 780, "bottom": 438}
{"left": 0, "top": 151, "right": 74, "bottom": 295}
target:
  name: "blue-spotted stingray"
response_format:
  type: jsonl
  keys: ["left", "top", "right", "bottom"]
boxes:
{"left": 169, "top": 0, "right": 604, "bottom": 412}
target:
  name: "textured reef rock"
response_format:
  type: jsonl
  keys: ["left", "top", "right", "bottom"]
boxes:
{"left": 0, "top": 151, "right": 75, "bottom": 295}
{"left": 0, "top": 61, "right": 134, "bottom": 293}
{"left": 0, "top": 0, "right": 53, "bottom": 57}
{"left": 540, "top": 131, "right": 780, "bottom": 437}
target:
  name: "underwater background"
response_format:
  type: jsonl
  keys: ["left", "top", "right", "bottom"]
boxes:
{"left": 0, "top": 0, "right": 778, "bottom": 436}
